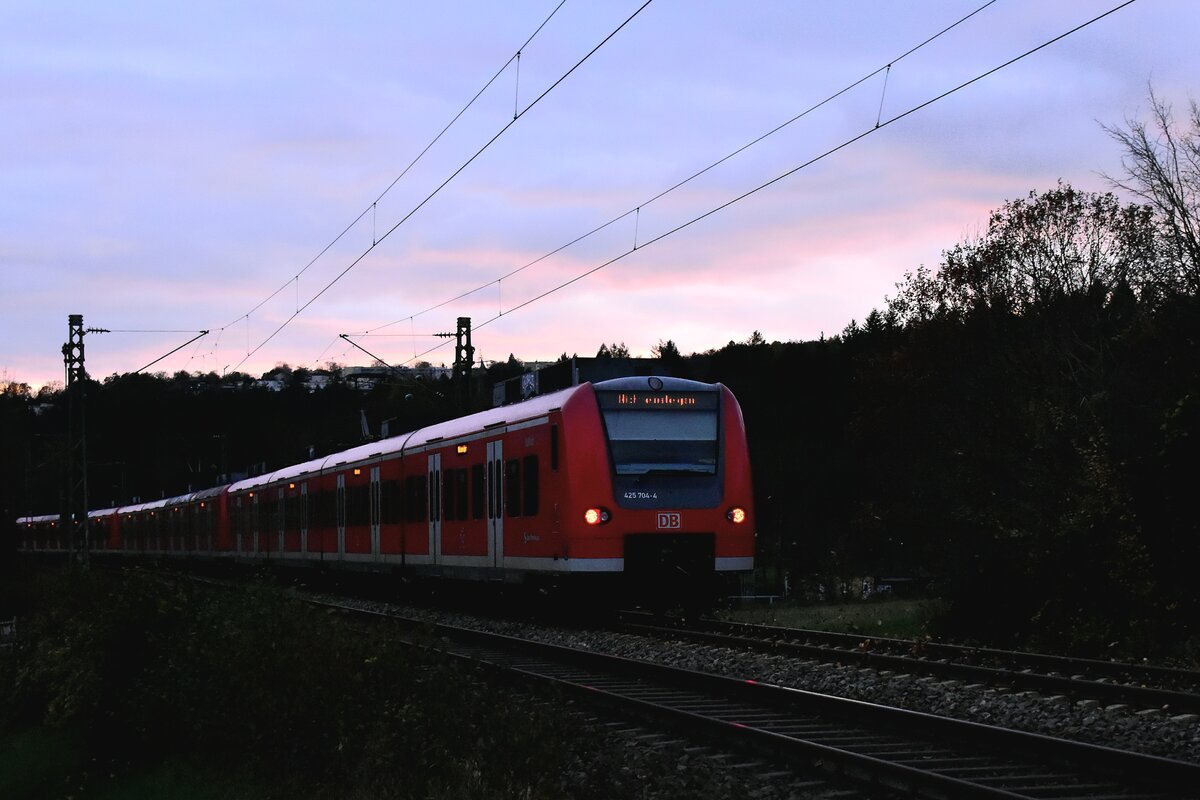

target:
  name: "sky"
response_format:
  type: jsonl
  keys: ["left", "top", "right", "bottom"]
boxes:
{"left": 2, "top": 0, "right": 1197, "bottom": 390}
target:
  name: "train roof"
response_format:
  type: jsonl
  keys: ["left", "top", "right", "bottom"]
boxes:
{"left": 228, "top": 382, "right": 585, "bottom": 492}
{"left": 231, "top": 453, "right": 326, "bottom": 493}
{"left": 393, "top": 382, "right": 578, "bottom": 452}
{"left": 219, "top": 377, "right": 723, "bottom": 495}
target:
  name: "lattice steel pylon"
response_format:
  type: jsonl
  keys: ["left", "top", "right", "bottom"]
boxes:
{"left": 62, "top": 314, "right": 89, "bottom": 567}
{"left": 435, "top": 316, "right": 476, "bottom": 412}
{"left": 454, "top": 316, "right": 475, "bottom": 409}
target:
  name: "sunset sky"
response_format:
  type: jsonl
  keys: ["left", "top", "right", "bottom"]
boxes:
{"left": 2, "top": 0, "right": 1196, "bottom": 389}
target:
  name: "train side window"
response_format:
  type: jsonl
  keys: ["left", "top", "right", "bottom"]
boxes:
{"left": 284, "top": 491, "right": 298, "bottom": 531}
{"left": 471, "top": 464, "right": 485, "bottom": 520}
{"left": 504, "top": 459, "right": 521, "bottom": 518}
{"left": 550, "top": 425, "right": 558, "bottom": 471}
{"left": 381, "top": 479, "right": 402, "bottom": 525}
{"left": 443, "top": 469, "right": 457, "bottom": 521}
{"left": 453, "top": 468, "right": 468, "bottom": 520}
{"left": 522, "top": 455, "right": 539, "bottom": 516}
{"left": 405, "top": 475, "right": 427, "bottom": 523}
{"left": 347, "top": 484, "right": 370, "bottom": 527}
{"left": 317, "top": 490, "right": 336, "bottom": 527}
{"left": 308, "top": 491, "right": 321, "bottom": 528}
{"left": 246, "top": 496, "right": 258, "bottom": 540}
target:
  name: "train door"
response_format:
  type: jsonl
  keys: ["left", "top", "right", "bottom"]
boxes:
{"left": 427, "top": 453, "right": 441, "bottom": 565}
{"left": 276, "top": 487, "right": 285, "bottom": 559}
{"left": 300, "top": 481, "right": 309, "bottom": 555}
{"left": 487, "top": 440, "right": 504, "bottom": 567}
{"left": 370, "top": 466, "right": 381, "bottom": 561}
{"left": 251, "top": 493, "right": 260, "bottom": 555}
{"left": 336, "top": 473, "right": 346, "bottom": 557}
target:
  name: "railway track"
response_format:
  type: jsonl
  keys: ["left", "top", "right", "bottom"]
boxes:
{"left": 615, "top": 612, "right": 1200, "bottom": 716}
{"left": 318, "top": 598, "right": 1200, "bottom": 799}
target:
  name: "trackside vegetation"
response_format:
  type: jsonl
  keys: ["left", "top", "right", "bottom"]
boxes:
{"left": 0, "top": 567, "right": 763, "bottom": 800}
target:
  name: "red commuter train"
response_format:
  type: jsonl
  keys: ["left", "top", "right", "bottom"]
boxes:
{"left": 16, "top": 376, "right": 755, "bottom": 602}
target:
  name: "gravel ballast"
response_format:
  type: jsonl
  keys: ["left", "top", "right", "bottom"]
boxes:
{"left": 349, "top": 599, "right": 1200, "bottom": 766}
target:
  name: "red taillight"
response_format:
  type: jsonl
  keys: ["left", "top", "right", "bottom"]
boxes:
{"left": 727, "top": 507, "right": 746, "bottom": 524}
{"left": 584, "top": 508, "right": 611, "bottom": 525}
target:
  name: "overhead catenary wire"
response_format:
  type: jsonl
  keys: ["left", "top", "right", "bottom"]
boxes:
{"left": 216, "top": 0, "right": 570, "bottom": 335}
{"left": 353, "top": 0, "right": 1001, "bottom": 341}
{"left": 371, "top": 0, "right": 1140, "bottom": 369}
{"left": 133, "top": 331, "right": 210, "bottom": 375}
{"left": 83, "top": 327, "right": 213, "bottom": 377}
{"left": 228, "top": 0, "right": 655, "bottom": 374}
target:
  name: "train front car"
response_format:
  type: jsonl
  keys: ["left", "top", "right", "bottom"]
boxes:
{"left": 560, "top": 376, "right": 754, "bottom": 608}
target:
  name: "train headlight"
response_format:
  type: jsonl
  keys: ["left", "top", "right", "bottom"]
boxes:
{"left": 584, "top": 507, "right": 611, "bottom": 526}
{"left": 727, "top": 507, "right": 747, "bottom": 524}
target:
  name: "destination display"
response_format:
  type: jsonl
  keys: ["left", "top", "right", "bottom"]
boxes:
{"left": 596, "top": 391, "right": 719, "bottom": 411}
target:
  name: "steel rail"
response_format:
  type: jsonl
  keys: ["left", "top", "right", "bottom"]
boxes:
{"left": 697, "top": 615, "right": 1199, "bottom": 684}
{"left": 317, "top": 599, "right": 1199, "bottom": 799}
{"left": 614, "top": 612, "right": 1200, "bottom": 714}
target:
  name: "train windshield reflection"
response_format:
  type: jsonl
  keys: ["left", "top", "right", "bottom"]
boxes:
{"left": 599, "top": 404, "right": 719, "bottom": 476}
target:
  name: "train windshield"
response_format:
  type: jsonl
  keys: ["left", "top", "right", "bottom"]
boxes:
{"left": 596, "top": 390, "right": 719, "bottom": 475}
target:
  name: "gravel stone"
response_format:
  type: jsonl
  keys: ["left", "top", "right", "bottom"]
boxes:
{"left": 330, "top": 595, "right": 1200, "bottom": 766}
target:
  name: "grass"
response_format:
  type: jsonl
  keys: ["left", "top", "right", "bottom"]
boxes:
{"left": 87, "top": 760, "right": 263, "bottom": 800}
{"left": 0, "top": 726, "right": 262, "bottom": 800}
{"left": 0, "top": 727, "right": 86, "bottom": 799}
{"left": 722, "top": 597, "right": 944, "bottom": 639}
{"left": 2, "top": 566, "right": 723, "bottom": 800}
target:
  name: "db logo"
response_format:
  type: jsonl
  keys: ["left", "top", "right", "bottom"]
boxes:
{"left": 657, "top": 512, "right": 681, "bottom": 530}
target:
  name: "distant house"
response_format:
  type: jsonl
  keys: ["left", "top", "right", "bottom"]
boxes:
{"left": 342, "top": 366, "right": 391, "bottom": 391}
{"left": 340, "top": 364, "right": 453, "bottom": 391}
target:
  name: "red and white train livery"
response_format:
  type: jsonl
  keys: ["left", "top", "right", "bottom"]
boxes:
{"left": 16, "top": 376, "right": 754, "bottom": 597}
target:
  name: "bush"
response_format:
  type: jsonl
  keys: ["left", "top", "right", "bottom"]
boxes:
{"left": 0, "top": 568, "right": 597, "bottom": 798}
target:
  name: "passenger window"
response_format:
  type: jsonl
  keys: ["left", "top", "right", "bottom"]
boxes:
{"left": 454, "top": 469, "right": 468, "bottom": 521}
{"left": 381, "top": 480, "right": 402, "bottom": 525}
{"left": 405, "top": 476, "right": 427, "bottom": 523}
{"left": 443, "top": 469, "right": 457, "bottom": 521}
{"left": 504, "top": 459, "right": 521, "bottom": 518}
{"left": 319, "top": 490, "right": 336, "bottom": 527}
{"left": 523, "top": 456, "right": 539, "bottom": 516}
{"left": 471, "top": 464, "right": 485, "bottom": 520}
{"left": 347, "top": 484, "right": 370, "bottom": 526}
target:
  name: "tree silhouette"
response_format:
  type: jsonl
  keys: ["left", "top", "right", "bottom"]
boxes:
{"left": 888, "top": 183, "right": 1158, "bottom": 318}
{"left": 1103, "top": 88, "right": 1200, "bottom": 294}
{"left": 651, "top": 339, "right": 681, "bottom": 361}
{"left": 595, "top": 342, "right": 630, "bottom": 358}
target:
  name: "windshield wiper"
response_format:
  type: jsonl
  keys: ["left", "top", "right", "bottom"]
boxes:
{"left": 617, "top": 464, "right": 714, "bottom": 475}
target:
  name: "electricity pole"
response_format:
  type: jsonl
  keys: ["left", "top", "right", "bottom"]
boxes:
{"left": 62, "top": 314, "right": 89, "bottom": 567}
{"left": 435, "top": 317, "right": 475, "bottom": 412}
